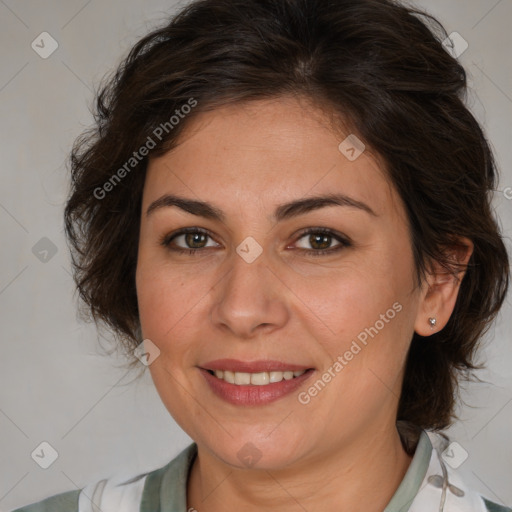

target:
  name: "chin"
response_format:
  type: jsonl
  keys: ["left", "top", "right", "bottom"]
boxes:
{"left": 200, "top": 429, "right": 308, "bottom": 470}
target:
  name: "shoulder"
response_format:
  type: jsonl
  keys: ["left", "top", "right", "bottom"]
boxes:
{"left": 9, "top": 473, "right": 148, "bottom": 512}
{"left": 419, "top": 431, "right": 512, "bottom": 512}
{"left": 9, "top": 443, "right": 197, "bottom": 512}
{"left": 9, "top": 472, "right": 148, "bottom": 512}
{"left": 482, "top": 497, "right": 512, "bottom": 512}
{"left": 10, "top": 489, "right": 80, "bottom": 512}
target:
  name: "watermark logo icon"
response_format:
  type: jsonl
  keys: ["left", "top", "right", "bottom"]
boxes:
{"left": 236, "top": 236, "right": 263, "bottom": 263}
{"left": 442, "top": 32, "right": 468, "bottom": 59}
{"left": 32, "top": 237, "right": 58, "bottom": 263}
{"left": 31, "top": 32, "right": 59, "bottom": 59}
{"left": 134, "top": 339, "right": 161, "bottom": 366}
{"left": 338, "top": 134, "right": 365, "bottom": 161}
{"left": 31, "top": 441, "right": 58, "bottom": 469}
{"left": 442, "top": 441, "right": 468, "bottom": 469}
{"left": 237, "top": 442, "right": 262, "bottom": 467}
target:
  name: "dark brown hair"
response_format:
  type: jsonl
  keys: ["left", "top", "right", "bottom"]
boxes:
{"left": 64, "top": 0, "right": 509, "bottom": 431}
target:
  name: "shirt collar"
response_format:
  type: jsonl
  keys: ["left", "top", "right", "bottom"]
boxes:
{"left": 147, "top": 428, "right": 434, "bottom": 512}
{"left": 384, "top": 429, "right": 433, "bottom": 512}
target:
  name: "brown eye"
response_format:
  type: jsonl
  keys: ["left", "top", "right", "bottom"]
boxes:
{"left": 182, "top": 232, "right": 208, "bottom": 249}
{"left": 293, "top": 228, "right": 351, "bottom": 256}
{"left": 161, "top": 228, "right": 220, "bottom": 253}
{"left": 304, "top": 233, "right": 334, "bottom": 250}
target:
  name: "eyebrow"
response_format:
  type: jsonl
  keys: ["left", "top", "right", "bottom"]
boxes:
{"left": 146, "top": 193, "right": 377, "bottom": 221}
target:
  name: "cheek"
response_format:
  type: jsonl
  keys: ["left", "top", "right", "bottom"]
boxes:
{"left": 296, "top": 243, "right": 415, "bottom": 376}
{"left": 291, "top": 257, "right": 398, "bottom": 338}
{"left": 136, "top": 255, "right": 179, "bottom": 345}
{"left": 136, "top": 265, "right": 172, "bottom": 336}
{"left": 135, "top": 258, "right": 213, "bottom": 360}
{"left": 136, "top": 263, "right": 203, "bottom": 421}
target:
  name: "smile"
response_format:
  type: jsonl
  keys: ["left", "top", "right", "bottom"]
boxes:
{"left": 200, "top": 366, "right": 315, "bottom": 406}
{"left": 207, "top": 369, "right": 307, "bottom": 385}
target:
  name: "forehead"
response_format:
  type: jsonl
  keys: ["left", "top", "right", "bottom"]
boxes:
{"left": 143, "top": 97, "right": 399, "bottom": 221}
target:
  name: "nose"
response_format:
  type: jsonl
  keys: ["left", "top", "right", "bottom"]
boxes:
{"left": 210, "top": 247, "right": 290, "bottom": 339}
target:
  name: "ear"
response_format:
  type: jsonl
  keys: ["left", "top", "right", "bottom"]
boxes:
{"left": 414, "top": 237, "right": 474, "bottom": 336}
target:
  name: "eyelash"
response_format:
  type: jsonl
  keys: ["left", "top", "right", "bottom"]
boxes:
{"left": 160, "top": 227, "right": 351, "bottom": 257}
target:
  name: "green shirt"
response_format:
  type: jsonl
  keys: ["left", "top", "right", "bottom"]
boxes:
{"left": 11, "top": 430, "right": 512, "bottom": 512}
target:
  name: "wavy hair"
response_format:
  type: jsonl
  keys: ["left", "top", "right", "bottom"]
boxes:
{"left": 64, "top": 0, "right": 510, "bottom": 431}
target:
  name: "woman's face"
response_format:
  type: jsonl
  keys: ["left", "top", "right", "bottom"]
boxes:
{"left": 136, "top": 96, "right": 426, "bottom": 469}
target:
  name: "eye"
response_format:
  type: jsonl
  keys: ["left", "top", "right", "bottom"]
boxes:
{"left": 160, "top": 227, "right": 220, "bottom": 254}
{"left": 160, "top": 227, "right": 351, "bottom": 257}
{"left": 293, "top": 228, "right": 351, "bottom": 256}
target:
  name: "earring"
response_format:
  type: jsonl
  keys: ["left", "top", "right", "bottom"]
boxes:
{"left": 428, "top": 317, "right": 437, "bottom": 330}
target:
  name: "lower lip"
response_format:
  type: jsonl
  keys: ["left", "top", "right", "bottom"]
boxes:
{"left": 200, "top": 368, "right": 314, "bottom": 406}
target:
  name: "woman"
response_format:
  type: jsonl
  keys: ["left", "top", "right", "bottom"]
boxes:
{"left": 12, "top": 0, "right": 510, "bottom": 510}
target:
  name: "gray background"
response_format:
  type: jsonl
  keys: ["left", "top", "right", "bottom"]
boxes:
{"left": 0, "top": 0, "right": 511, "bottom": 510}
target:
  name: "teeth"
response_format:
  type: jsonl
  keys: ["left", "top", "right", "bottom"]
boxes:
{"left": 269, "top": 371, "right": 283, "bottom": 383}
{"left": 223, "top": 370, "right": 234, "bottom": 383}
{"left": 251, "top": 372, "right": 269, "bottom": 385}
{"left": 212, "top": 369, "right": 306, "bottom": 385}
{"left": 234, "top": 372, "right": 251, "bottom": 385}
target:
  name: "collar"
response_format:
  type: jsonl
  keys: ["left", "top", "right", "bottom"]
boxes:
{"left": 141, "top": 429, "right": 493, "bottom": 512}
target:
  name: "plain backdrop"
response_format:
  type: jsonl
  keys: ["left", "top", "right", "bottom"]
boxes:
{"left": 0, "top": 0, "right": 511, "bottom": 510}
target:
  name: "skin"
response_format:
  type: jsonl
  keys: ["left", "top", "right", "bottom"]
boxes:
{"left": 135, "top": 96, "right": 473, "bottom": 512}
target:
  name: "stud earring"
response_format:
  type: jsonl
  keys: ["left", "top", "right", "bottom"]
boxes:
{"left": 428, "top": 317, "right": 437, "bottom": 330}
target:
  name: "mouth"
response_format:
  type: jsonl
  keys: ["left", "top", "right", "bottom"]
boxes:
{"left": 198, "top": 359, "right": 315, "bottom": 405}
{"left": 205, "top": 368, "right": 310, "bottom": 386}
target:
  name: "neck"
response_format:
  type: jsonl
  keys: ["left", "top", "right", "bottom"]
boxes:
{"left": 187, "top": 425, "right": 414, "bottom": 512}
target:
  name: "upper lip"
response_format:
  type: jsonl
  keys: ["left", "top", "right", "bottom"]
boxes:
{"left": 201, "top": 359, "right": 313, "bottom": 373}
